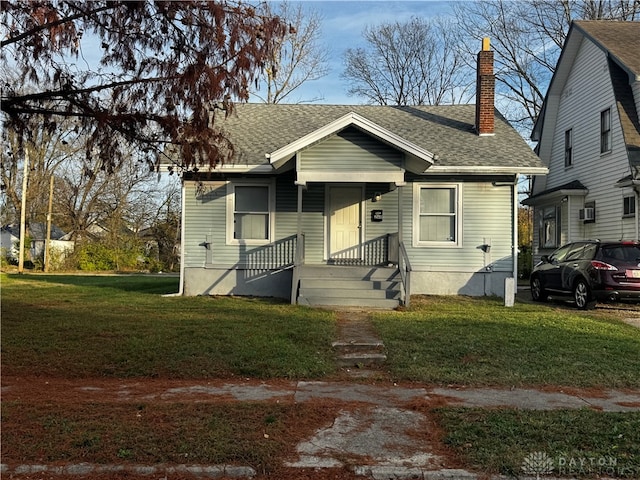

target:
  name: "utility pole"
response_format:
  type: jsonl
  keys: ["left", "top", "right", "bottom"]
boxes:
{"left": 44, "top": 174, "right": 54, "bottom": 272}
{"left": 18, "top": 146, "right": 29, "bottom": 274}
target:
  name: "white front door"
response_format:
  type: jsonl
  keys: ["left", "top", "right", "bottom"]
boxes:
{"left": 328, "top": 186, "right": 362, "bottom": 260}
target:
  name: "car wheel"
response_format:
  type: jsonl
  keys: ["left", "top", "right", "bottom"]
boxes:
{"left": 530, "top": 276, "right": 547, "bottom": 302}
{"left": 573, "top": 279, "right": 595, "bottom": 310}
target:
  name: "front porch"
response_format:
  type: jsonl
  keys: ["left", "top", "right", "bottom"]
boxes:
{"left": 290, "top": 230, "right": 411, "bottom": 309}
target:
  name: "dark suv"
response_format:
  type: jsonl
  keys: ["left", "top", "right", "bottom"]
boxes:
{"left": 530, "top": 240, "right": 640, "bottom": 309}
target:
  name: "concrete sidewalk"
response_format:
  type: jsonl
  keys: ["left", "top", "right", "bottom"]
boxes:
{"left": 154, "top": 379, "right": 640, "bottom": 412}
{"left": 3, "top": 378, "right": 639, "bottom": 479}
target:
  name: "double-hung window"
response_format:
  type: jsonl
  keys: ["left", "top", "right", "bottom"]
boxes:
{"left": 564, "top": 129, "right": 572, "bottom": 167}
{"left": 413, "top": 183, "right": 461, "bottom": 247}
{"left": 600, "top": 108, "right": 611, "bottom": 154}
{"left": 226, "top": 181, "right": 274, "bottom": 244}
{"left": 623, "top": 195, "right": 636, "bottom": 217}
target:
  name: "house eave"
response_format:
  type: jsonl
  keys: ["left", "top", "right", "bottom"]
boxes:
{"left": 427, "top": 166, "right": 548, "bottom": 175}
{"left": 170, "top": 164, "right": 275, "bottom": 174}
{"left": 522, "top": 188, "right": 588, "bottom": 206}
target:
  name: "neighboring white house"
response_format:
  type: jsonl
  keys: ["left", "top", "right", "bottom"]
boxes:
{"left": 176, "top": 41, "right": 547, "bottom": 308}
{"left": 0, "top": 223, "right": 74, "bottom": 263}
{"left": 524, "top": 21, "right": 640, "bottom": 262}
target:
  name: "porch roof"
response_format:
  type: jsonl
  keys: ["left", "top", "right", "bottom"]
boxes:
{"left": 522, "top": 180, "right": 588, "bottom": 206}
{"left": 211, "top": 104, "right": 546, "bottom": 175}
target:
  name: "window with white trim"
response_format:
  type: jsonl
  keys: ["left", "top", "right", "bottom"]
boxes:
{"left": 623, "top": 195, "right": 636, "bottom": 217}
{"left": 226, "top": 181, "right": 274, "bottom": 244}
{"left": 413, "top": 183, "right": 461, "bottom": 247}
{"left": 600, "top": 108, "right": 611, "bottom": 154}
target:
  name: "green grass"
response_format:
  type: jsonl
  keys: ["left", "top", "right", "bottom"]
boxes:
{"left": 1, "top": 274, "right": 337, "bottom": 379}
{"left": 373, "top": 295, "right": 640, "bottom": 387}
{"left": 3, "top": 274, "right": 640, "bottom": 386}
{"left": 436, "top": 408, "right": 640, "bottom": 478}
{"left": 0, "top": 400, "right": 337, "bottom": 470}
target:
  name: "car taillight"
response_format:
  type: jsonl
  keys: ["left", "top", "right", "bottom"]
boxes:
{"left": 591, "top": 260, "right": 618, "bottom": 271}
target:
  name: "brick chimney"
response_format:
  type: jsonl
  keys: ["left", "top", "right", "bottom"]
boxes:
{"left": 475, "top": 37, "right": 495, "bottom": 136}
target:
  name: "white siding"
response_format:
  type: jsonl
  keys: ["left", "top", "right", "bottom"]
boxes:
{"left": 403, "top": 180, "right": 514, "bottom": 273}
{"left": 300, "top": 128, "right": 403, "bottom": 172}
{"left": 542, "top": 38, "right": 633, "bottom": 243}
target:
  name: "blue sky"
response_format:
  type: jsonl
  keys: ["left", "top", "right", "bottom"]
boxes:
{"left": 251, "top": 1, "right": 459, "bottom": 104}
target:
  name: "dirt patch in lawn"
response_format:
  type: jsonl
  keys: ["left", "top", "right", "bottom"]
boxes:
{"left": 1, "top": 376, "right": 461, "bottom": 480}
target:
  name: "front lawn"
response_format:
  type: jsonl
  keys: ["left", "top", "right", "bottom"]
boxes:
{"left": 3, "top": 274, "right": 639, "bottom": 387}
{"left": 373, "top": 295, "right": 640, "bottom": 387}
{"left": 1, "top": 274, "right": 337, "bottom": 379}
{"left": 435, "top": 407, "right": 640, "bottom": 478}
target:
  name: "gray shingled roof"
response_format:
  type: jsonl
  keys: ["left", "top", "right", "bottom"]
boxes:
{"left": 215, "top": 103, "right": 544, "bottom": 171}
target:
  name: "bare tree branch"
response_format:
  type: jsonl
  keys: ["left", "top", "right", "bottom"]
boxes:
{"left": 1, "top": 1, "right": 287, "bottom": 172}
{"left": 342, "top": 16, "right": 472, "bottom": 106}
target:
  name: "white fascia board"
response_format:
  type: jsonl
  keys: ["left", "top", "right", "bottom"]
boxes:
{"left": 522, "top": 188, "right": 588, "bottom": 206}
{"left": 427, "top": 166, "right": 549, "bottom": 175}
{"left": 268, "top": 112, "right": 436, "bottom": 167}
{"left": 171, "top": 164, "right": 274, "bottom": 174}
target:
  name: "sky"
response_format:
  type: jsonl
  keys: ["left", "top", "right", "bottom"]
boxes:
{"left": 250, "top": 1, "right": 459, "bottom": 104}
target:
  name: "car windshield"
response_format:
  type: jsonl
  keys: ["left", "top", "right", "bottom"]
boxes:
{"left": 601, "top": 245, "right": 640, "bottom": 264}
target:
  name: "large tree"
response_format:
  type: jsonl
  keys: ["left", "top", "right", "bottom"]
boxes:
{"left": 454, "top": 0, "right": 640, "bottom": 132}
{"left": 342, "top": 16, "right": 472, "bottom": 106}
{"left": 254, "top": 0, "right": 329, "bottom": 104}
{"left": 1, "top": 1, "right": 287, "bottom": 172}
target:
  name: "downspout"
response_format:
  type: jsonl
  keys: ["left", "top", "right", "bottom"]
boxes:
{"left": 636, "top": 187, "right": 639, "bottom": 241}
{"left": 178, "top": 181, "right": 186, "bottom": 295}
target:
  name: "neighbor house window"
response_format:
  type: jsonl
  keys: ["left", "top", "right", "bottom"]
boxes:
{"left": 413, "top": 183, "right": 461, "bottom": 247}
{"left": 564, "top": 129, "right": 572, "bottom": 167}
{"left": 540, "top": 205, "right": 561, "bottom": 249}
{"left": 226, "top": 181, "right": 274, "bottom": 244}
{"left": 623, "top": 195, "right": 636, "bottom": 217}
{"left": 600, "top": 108, "right": 611, "bottom": 153}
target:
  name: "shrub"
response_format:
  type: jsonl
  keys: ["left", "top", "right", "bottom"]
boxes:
{"left": 75, "top": 240, "right": 144, "bottom": 271}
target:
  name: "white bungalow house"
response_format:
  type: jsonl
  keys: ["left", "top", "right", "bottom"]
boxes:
{"left": 176, "top": 41, "right": 547, "bottom": 308}
{"left": 0, "top": 223, "right": 73, "bottom": 264}
{"left": 524, "top": 21, "right": 640, "bottom": 262}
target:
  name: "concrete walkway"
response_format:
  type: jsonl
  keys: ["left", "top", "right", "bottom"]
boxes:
{"left": 3, "top": 378, "right": 639, "bottom": 479}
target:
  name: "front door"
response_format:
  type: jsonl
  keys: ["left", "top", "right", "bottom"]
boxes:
{"left": 328, "top": 186, "right": 362, "bottom": 261}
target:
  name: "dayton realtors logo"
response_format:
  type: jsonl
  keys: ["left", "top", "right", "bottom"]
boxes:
{"left": 522, "top": 451, "right": 554, "bottom": 479}
{"left": 522, "top": 452, "right": 636, "bottom": 478}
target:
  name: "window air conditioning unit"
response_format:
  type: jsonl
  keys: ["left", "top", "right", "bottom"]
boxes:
{"left": 579, "top": 207, "right": 595, "bottom": 221}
